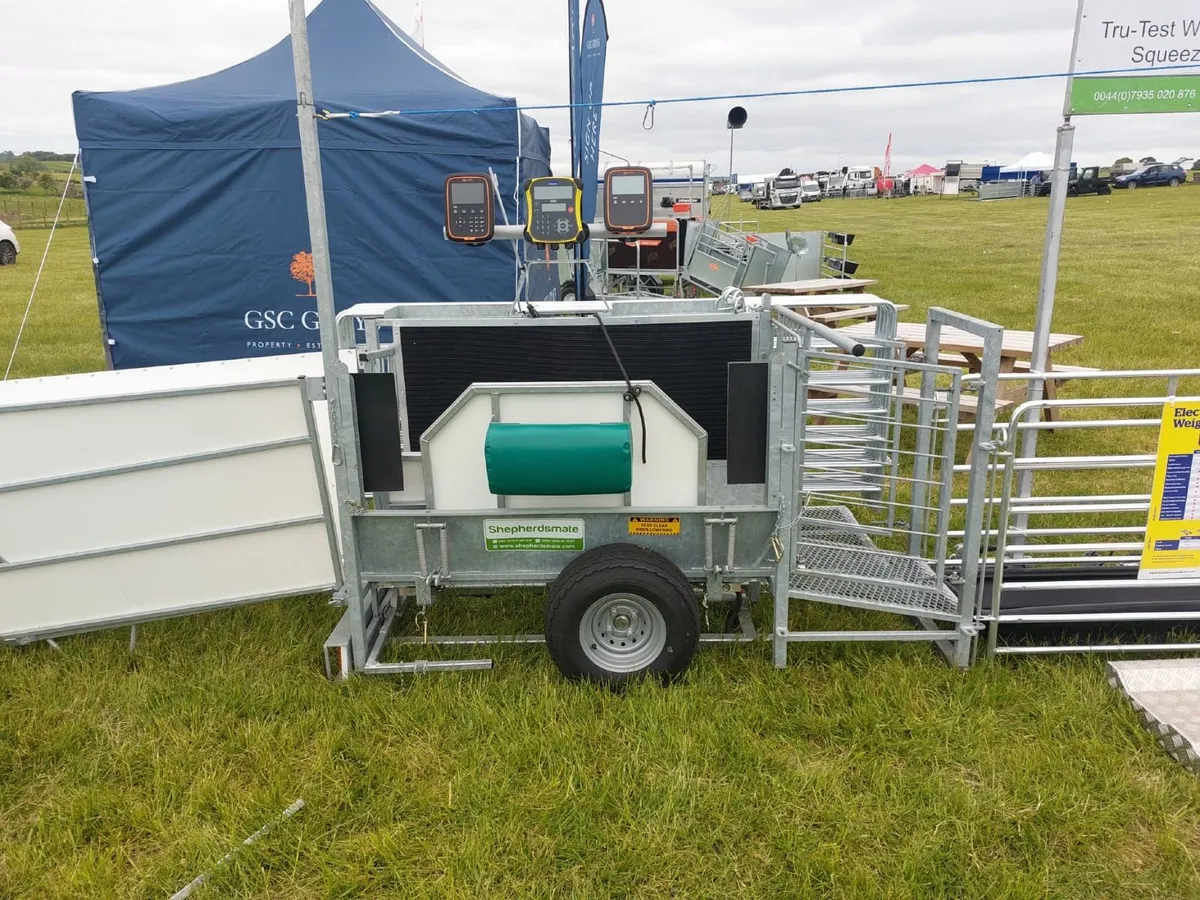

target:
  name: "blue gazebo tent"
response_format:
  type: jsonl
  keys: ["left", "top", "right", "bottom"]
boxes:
{"left": 73, "top": 0, "right": 551, "bottom": 368}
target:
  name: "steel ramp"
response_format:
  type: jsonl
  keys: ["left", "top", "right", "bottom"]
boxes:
{"left": 1109, "top": 660, "right": 1200, "bottom": 775}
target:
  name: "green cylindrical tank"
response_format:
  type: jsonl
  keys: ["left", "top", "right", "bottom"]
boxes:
{"left": 484, "top": 423, "right": 632, "bottom": 496}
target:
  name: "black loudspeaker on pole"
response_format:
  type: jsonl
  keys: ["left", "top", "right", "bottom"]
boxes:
{"left": 724, "top": 107, "right": 747, "bottom": 217}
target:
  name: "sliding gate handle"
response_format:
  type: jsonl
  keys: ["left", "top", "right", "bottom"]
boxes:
{"left": 774, "top": 306, "right": 866, "bottom": 357}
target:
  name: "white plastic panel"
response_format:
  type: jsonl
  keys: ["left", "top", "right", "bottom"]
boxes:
{"left": 426, "top": 393, "right": 494, "bottom": 510}
{"left": 425, "top": 384, "right": 704, "bottom": 511}
{"left": 384, "top": 456, "right": 427, "bottom": 507}
{"left": 0, "top": 352, "right": 345, "bottom": 527}
{"left": 629, "top": 392, "right": 704, "bottom": 507}
{"left": 0, "top": 357, "right": 338, "bottom": 643}
{"left": 499, "top": 392, "right": 622, "bottom": 424}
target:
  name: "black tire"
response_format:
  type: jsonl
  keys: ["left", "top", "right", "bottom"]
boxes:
{"left": 557, "top": 280, "right": 596, "bottom": 302}
{"left": 1169, "top": 178, "right": 1181, "bottom": 188}
{"left": 0, "top": 241, "right": 15, "bottom": 266}
{"left": 637, "top": 275, "right": 665, "bottom": 295}
{"left": 1067, "top": 185, "right": 1079, "bottom": 197}
{"left": 545, "top": 543, "right": 699, "bottom": 685}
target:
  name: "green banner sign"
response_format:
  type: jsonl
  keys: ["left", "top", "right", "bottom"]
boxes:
{"left": 1070, "top": 3, "right": 1200, "bottom": 115}
{"left": 1072, "top": 74, "right": 1200, "bottom": 115}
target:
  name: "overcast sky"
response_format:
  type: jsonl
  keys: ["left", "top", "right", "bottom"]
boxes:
{"left": 3, "top": 0, "right": 1197, "bottom": 174}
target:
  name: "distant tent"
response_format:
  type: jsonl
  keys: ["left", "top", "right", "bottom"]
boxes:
{"left": 1001, "top": 152, "right": 1056, "bottom": 173}
{"left": 73, "top": 0, "right": 551, "bottom": 369}
{"left": 906, "top": 164, "right": 941, "bottom": 177}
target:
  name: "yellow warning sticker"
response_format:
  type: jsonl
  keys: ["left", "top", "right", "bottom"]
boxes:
{"left": 628, "top": 516, "right": 681, "bottom": 536}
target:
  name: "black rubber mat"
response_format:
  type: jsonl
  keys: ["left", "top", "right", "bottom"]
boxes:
{"left": 399, "top": 319, "right": 753, "bottom": 460}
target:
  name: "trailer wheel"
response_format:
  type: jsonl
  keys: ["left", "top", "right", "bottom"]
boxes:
{"left": 545, "top": 544, "right": 699, "bottom": 685}
{"left": 558, "top": 280, "right": 597, "bottom": 302}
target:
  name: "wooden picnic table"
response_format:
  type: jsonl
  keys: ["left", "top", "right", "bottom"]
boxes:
{"left": 745, "top": 277, "right": 879, "bottom": 296}
{"left": 761, "top": 293, "right": 908, "bottom": 327}
{"left": 838, "top": 321, "right": 1087, "bottom": 414}
{"left": 802, "top": 302, "right": 909, "bottom": 327}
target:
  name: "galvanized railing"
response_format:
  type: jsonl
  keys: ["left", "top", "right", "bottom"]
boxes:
{"left": 772, "top": 306, "right": 1004, "bottom": 667}
{"left": 972, "top": 369, "right": 1200, "bottom": 657}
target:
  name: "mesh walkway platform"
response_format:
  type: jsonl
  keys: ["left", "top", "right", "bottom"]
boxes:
{"left": 789, "top": 506, "right": 960, "bottom": 620}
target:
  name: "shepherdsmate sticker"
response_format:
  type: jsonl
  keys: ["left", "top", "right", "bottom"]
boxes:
{"left": 484, "top": 519, "right": 585, "bottom": 551}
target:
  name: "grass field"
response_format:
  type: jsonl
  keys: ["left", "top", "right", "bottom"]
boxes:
{"left": 3, "top": 190, "right": 1200, "bottom": 898}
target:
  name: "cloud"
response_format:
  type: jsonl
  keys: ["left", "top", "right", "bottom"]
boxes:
{"left": 2, "top": 0, "right": 1197, "bottom": 173}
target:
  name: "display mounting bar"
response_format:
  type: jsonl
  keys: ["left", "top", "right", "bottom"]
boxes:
{"left": 453, "top": 223, "right": 672, "bottom": 242}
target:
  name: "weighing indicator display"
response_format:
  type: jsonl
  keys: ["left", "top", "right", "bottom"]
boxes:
{"left": 524, "top": 177, "right": 584, "bottom": 245}
{"left": 444, "top": 173, "right": 494, "bottom": 244}
{"left": 604, "top": 166, "right": 653, "bottom": 234}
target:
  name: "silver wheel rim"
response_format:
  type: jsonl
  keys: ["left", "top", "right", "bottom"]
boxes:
{"left": 579, "top": 592, "right": 667, "bottom": 673}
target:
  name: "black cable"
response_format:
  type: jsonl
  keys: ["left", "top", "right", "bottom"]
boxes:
{"left": 592, "top": 313, "right": 647, "bottom": 464}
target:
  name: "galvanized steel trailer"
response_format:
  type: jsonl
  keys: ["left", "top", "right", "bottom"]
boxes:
{"left": 314, "top": 291, "right": 1008, "bottom": 681}
{"left": 1, "top": 1, "right": 1195, "bottom": 669}
{"left": 283, "top": 0, "right": 1011, "bottom": 682}
{"left": 281, "top": 1, "right": 1200, "bottom": 681}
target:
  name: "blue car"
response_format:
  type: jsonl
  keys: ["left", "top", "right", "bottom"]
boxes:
{"left": 1113, "top": 163, "right": 1188, "bottom": 189}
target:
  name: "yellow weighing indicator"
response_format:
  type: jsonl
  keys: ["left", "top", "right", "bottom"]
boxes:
{"left": 628, "top": 516, "right": 681, "bottom": 536}
{"left": 523, "top": 176, "right": 585, "bottom": 245}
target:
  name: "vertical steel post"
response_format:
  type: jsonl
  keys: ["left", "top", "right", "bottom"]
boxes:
{"left": 567, "top": 0, "right": 585, "bottom": 300}
{"left": 288, "top": 0, "right": 369, "bottom": 667}
{"left": 1018, "top": 0, "right": 1084, "bottom": 513}
{"left": 771, "top": 335, "right": 798, "bottom": 668}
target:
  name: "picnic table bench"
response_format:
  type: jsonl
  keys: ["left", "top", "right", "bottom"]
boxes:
{"left": 759, "top": 293, "right": 908, "bottom": 328}
{"left": 834, "top": 321, "right": 1091, "bottom": 419}
{"left": 746, "top": 278, "right": 879, "bottom": 296}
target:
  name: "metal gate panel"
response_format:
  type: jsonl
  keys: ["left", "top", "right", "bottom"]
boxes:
{"left": 0, "top": 358, "right": 338, "bottom": 644}
{"left": 773, "top": 306, "right": 1004, "bottom": 664}
{"left": 788, "top": 345, "right": 965, "bottom": 622}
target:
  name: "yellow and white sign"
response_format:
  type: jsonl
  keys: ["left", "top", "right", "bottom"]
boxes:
{"left": 1140, "top": 401, "right": 1200, "bottom": 580}
{"left": 628, "top": 516, "right": 681, "bottom": 536}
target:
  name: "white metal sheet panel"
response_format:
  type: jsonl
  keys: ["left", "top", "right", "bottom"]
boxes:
{"left": 0, "top": 523, "right": 334, "bottom": 641}
{"left": 629, "top": 392, "right": 703, "bottom": 507}
{"left": 0, "top": 358, "right": 338, "bottom": 642}
{"left": 1, "top": 386, "right": 307, "bottom": 483}
{"left": 0, "top": 444, "right": 323, "bottom": 561}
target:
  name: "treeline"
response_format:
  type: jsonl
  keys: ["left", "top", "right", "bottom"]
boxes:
{"left": 0, "top": 151, "right": 76, "bottom": 163}
{"left": 0, "top": 151, "right": 83, "bottom": 196}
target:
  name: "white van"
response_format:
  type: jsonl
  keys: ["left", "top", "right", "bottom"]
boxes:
{"left": 801, "top": 179, "right": 821, "bottom": 203}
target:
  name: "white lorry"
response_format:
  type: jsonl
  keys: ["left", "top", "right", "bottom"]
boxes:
{"left": 753, "top": 168, "right": 802, "bottom": 210}
{"left": 825, "top": 166, "right": 878, "bottom": 198}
